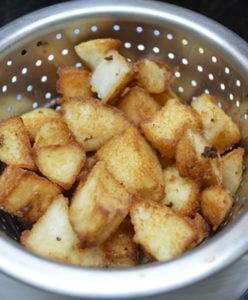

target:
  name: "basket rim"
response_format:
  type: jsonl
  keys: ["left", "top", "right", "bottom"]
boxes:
{"left": 0, "top": 0, "right": 248, "bottom": 298}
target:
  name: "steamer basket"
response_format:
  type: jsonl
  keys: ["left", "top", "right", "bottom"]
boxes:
{"left": 0, "top": 0, "right": 247, "bottom": 298}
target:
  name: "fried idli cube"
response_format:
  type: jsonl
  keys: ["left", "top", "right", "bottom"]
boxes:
{"left": 34, "top": 119, "right": 74, "bottom": 149}
{"left": 162, "top": 165, "right": 200, "bottom": 217}
{"left": 102, "top": 218, "right": 139, "bottom": 267}
{"left": 176, "top": 128, "right": 221, "bottom": 185}
{"left": 141, "top": 98, "right": 202, "bottom": 160}
{"left": 130, "top": 199, "right": 196, "bottom": 261}
{"left": 69, "top": 161, "right": 130, "bottom": 247}
{"left": 136, "top": 59, "right": 172, "bottom": 94}
{"left": 200, "top": 185, "right": 233, "bottom": 230}
{"left": 0, "top": 116, "right": 35, "bottom": 170}
{"left": 117, "top": 86, "right": 160, "bottom": 126}
{"left": 56, "top": 66, "right": 93, "bottom": 98}
{"left": 61, "top": 97, "right": 131, "bottom": 152}
{"left": 97, "top": 126, "right": 164, "bottom": 202}
{"left": 191, "top": 94, "right": 240, "bottom": 153}
{"left": 34, "top": 143, "right": 86, "bottom": 190}
{"left": 221, "top": 147, "right": 244, "bottom": 196}
{"left": 75, "top": 38, "right": 122, "bottom": 69}
{"left": 0, "top": 166, "right": 61, "bottom": 223}
{"left": 21, "top": 108, "right": 61, "bottom": 141}
{"left": 91, "top": 50, "right": 134, "bottom": 103}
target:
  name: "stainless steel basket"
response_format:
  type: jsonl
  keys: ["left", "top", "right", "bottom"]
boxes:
{"left": 0, "top": 0, "right": 247, "bottom": 298}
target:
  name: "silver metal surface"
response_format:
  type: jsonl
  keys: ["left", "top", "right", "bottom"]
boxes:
{"left": 0, "top": 0, "right": 248, "bottom": 298}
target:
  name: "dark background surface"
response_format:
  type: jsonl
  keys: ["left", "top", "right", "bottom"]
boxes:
{"left": 0, "top": 0, "right": 247, "bottom": 42}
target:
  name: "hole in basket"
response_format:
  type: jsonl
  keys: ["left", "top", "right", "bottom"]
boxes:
{"left": 191, "top": 80, "right": 197, "bottom": 87}
{"left": 197, "top": 65, "right": 203, "bottom": 72}
{"left": 11, "top": 75, "right": 17, "bottom": 83}
{"left": 198, "top": 47, "right": 204, "bottom": 54}
{"left": 21, "top": 67, "right": 28, "bottom": 75}
{"left": 27, "top": 85, "right": 33, "bottom": 92}
{"left": 168, "top": 52, "right": 175, "bottom": 60}
{"left": 236, "top": 79, "right": 241, "bottom": 87}
{"left": 175, "top": 71, "right": 181, "bottom": 78}
{"left": 236, "top": 100, "right": 240, "bottom": 107}
{"left": 204, "top": 89, "right": 210, "bottom": 94}
{"left": 1, "top": 217, "right": 6, "bottom": 224}
{"left": 6, "top": 105, "right": 12, "bottom": 112}
{"left": 91, "top": 25, "right": 98, "bottom": 32}
{"left": 166, "top": 33, "right": 173, "bottom": 40}
{"left": 182, "top": 39, "right": 188, "bottom": 46}
{"left": 21, "top": 49, "right": 27, "bottom": 56}
{"left": 7, "top": 60, "right": 12, "bottom": 66}
{"left": 16, "top": 94, "right": 22, "bottom": 101}
{"left": 41, "top": 75, "right": 48, "bottom": 83}
{"left": 220, "top": 83, "right": 225, "bottom": 90}
{"left": 48, "top": 54, "right": 54, "bottom": 61}
{"left": 61, "top": 49, "right": 69, "bottom": 56}
{"left": 55, "top": 33, "right": 62, "bottom": 40}
{"left": 225, "top": 67, "right": 230, "bottom": 74}
{"left": 243, "top": 112, "right": 248, "bottom": 120}
{"left": 229, "top": 93, "right": 234, "bottom": 100}
{"left": 153, "top": 47, "right": 160, "bottom": 54}
{"left": 136, "top": 26, "right": 143, "bottom": 33}
{"left": 178, "top": 86, "right": 184, "bottom": 93}
{"left": 153, "top": 29, "right": 160, "bottom": 36}
{"left": 36, "top": 41, "right": 43, "bottom": 47}
{"left": 45, "top": 92, "right": 52, "bottom": 99}
{"left": 15, "top": 224, "right": 21, "bottom": 231}
{"left": 217, "top": 101, "right": 222, "bottom": 108}
{"left": 32, "top": 102, "right": 38, "bottom": 109}
{"left": 75, "top": 62, "right": 83, "bottom": 68}
{"left": 2, "top": 85, "right": 7, "bottom": 93}
{"left": 208, "top": 73, "right": 214, "bottom": 80}
{"left": 1, "top": 224, "right": 7, "bottom": 231}
{"left": 113, "top": 24, "right": 120, "bottom": 31}
{"left": 73, "top": 28, "right": 80, "bottom": 35}
{"left": 211, "top": 56, "right": 217, "bottom": 63}
{"left": 137, "top": 44, "right": 145, "bottom": 51}
{"left": 124, "top": 42, "right": 131, "bottom": 49}
{"left": 182, "top": 58, "right": 188, "bottom": 65}
{"left": 35, "top": 59, "right": 42, "bottom": 67}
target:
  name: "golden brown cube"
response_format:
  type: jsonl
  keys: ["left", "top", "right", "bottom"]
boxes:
{"left": 0, "top": 166, "right": 61, "bottom": 222}
{"left": 75, "top": 38, "right": 122, "bottom": 69}
{"left": 102, "top": 218, "right": 139, "bottom": 267}
{"left": 116, "top": 86, "right": 161, "bottom": 126}
{"left": 0, "top": 116, "right": 35, "bottom": 170}
{"left": 21, "top": 194, "right": 107, "bottom": 267}
{"left": 21, "top": 108, "right": 61, "bottom": 141}
{"left": 136, "top": 59, "right": 172, "bottom": 94}
{"left": 221, "top": 148, "right": 244, "bottom": 196}
{"left": 97, "top": 126, "right": 164, "bottom": 202}
{"left": 56, "top": 66, "right": 93, "bottom": 98}
{"left": 130, "top": 199, "right": 196, "bottom": 261}
{"left": 200, "top": 185, "right": 233, "bottom": 230}
{"left": 191, "top": 94, "right": 241, "bottom": 153}
{"left": 185, "top": 213, "right": 210, "bottom": 247}
{"left": 91, "top": 50, "right": 134, "bottom": 103}
{"left": 34, "top": 119, "right": 74, "bottom": 149}
{"left": 141, "top": 98, "right": 202, "bottom": 160}
{"left": 61, "top": 97, "right": 131, "bottom": 152}
{"left": 152, "top": 87, "right": 180, "bottom": 106}
{"left": 21, "top": 195, "right": 80, "bottom": 263}
{"left": 76, "top": 247, "right": 107, "bottom": 268}
{"left": 176, "top": 128, "right": 221, "bottom": 184}
{"left": 34, "top": 143, "right": 86, "bottom": 190}
{"left": 162, "top": 165, "right": 200, "bottom": 217}
{"left": 69, "top": 161, "right": 130, "bottom": 247}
